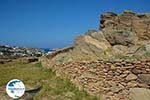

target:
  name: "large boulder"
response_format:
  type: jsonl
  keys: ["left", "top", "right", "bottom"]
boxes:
{"left": 42, "top": 31, "right": 112, "bottom": 65}
{"left": 72, "top": 31, "right": 111, "bottom": 60}
{"left": 103, "top": 29, "right": 138, "bottom": 46}
{"left": 129, "top": 88, "right": 150, "bottom": 100}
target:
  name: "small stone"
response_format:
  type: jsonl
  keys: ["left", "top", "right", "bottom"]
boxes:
{"left": 146, "top": 69, "right": 150, "bottom": 72}
{"left": 116, "top": 69, "right": 122, "bottom": 74}
{"left": 110, "top": 86, "right": 122, "bottom": 93}
{"left": 103, "top": 69, "right": 108, "bottom": 73}
{"left": 132, "top": 68, "right": 141, "bottom": 75}
{"left": 122, "top": 89, "right": 129, "bottom": 95}
{"left": 108, "top": 71, "right": 113, "bottom": 75}
{"left": 107, "top": 81, "right": 117, "bottom": 87}
{"left": 120, "top": 74, "right": 128, "bottom": 78}
{"left": 110, "top": 84, "right": 124, "bottom": 93}
{"left": 138, "top": 83, "right": 149, "bottom": 88}
{"left": 111, "top": 65, "right": 116, "bottom": 70}
{"left": 102, "top": 95, "right": 111, "bottom": 100}
{"left": 141, "top": 70, "right": 147, "bottom": 74}
{"left": 120, "top": 82, "right": 126, "bottom": 86}
{"left": 123, "top": 70, "right": 130, "bottom": 74}
{"left": 127, "top": 81, "right": 138, "bottom": 88}
{"left": 118, "top": 84, "right": 125, "bottom": 90}
{"left": 113, "top": 72, "right": 120, "bottom": 76}
{"left": 103, "top": 87, "right": 111, "bottom": 91}
{"left": 126, "top": 73, "right": 137, "bottom": 81}
{"left": 107, "top": 91, "right": 114, "bottom": 96}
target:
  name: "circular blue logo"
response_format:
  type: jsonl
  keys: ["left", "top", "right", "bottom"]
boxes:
{"left": 6, "top": 79, "right": 25, "bottom": 99}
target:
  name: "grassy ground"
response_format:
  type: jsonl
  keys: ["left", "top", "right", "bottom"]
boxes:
{"left": 0, "top": 62, "right": 98, "bottom": 100}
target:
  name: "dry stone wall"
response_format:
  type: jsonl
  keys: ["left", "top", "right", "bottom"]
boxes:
{"left": 41, "top": 57, "right": 150, "bottom": 100}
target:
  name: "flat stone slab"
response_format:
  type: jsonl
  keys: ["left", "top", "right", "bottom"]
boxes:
{"left": 129, "top": 88, "right": 150, "bottom": 100}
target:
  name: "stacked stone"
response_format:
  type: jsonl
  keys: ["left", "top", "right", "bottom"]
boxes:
{"left": 42, "top": 59, "right": 150, "bottom": 100}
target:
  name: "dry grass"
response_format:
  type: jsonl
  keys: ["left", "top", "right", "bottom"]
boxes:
{"left": 0, "top": 62, "right": 98, "bottom": 100}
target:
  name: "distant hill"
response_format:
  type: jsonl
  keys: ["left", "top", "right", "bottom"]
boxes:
{"left": 0, "top": 45, "right": 44, "bottom": 59}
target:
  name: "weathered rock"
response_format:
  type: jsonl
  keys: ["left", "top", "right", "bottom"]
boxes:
{"left": 123, "top": 70, "right": 130, "bottom": 74}
{"left": 138, "top": 83, "right": 149, "bottom": 88}
{"left": 132, "top": 68, "right": 141, "bottom": 75}
{"left": 41, "top": 11, "right": 150, "bottom": 65}
{"left": 101, "top": 11, "right": 150, "bottom": 40}
{"left": 120, "top": 74, "right": 128, "bottom": 78}
{"left": 126, "top": 45, "right": 140, "bottom": 55}
{"left": 127, "top": 81, "right": 138, "bottom": 88}
{"left": 103, "top": 29, "right": 137, "bottom": 46}
{"left": 145, "top": 43, "right": 150, "bottom": 52}
{"left": 129, "top": 88, "right": 150, "bottom": 100}
{"left": 42, "top": 31, "right": 112, "bottom": 65}
{"left": 107, "top": 81, "right": 117, "bottom": 87}
{"left": 112, "top": 45, "right": 128, "bottom": 54}
{"left": 110, "top": 84, "right": 124, "bottom": 93}
{"left": 138, "top": 74, "right": 150, "bottom": 84}
{"left": 126, "top": 73, "right": 137, "bottom": 81}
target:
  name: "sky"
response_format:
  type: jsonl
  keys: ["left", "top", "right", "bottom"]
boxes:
{"left": 0, "top": 0, "right": 150, "bottom": 48}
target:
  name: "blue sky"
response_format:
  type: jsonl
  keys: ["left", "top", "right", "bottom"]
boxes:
{"left": 0, "top": 0, "right": 150, "bottom": 48}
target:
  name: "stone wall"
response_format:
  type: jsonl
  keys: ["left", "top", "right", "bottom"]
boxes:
{"left": 41, "top": 57, "right": 150, "bottom": 100}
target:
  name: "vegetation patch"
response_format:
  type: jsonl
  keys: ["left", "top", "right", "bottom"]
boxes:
{"left": 0, "top": 62, "right": 98, "bottom": 100}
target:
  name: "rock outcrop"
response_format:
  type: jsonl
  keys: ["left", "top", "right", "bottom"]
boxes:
{"left": 44, "top": 30, "right": 112, "bottom": 66}
{"left": 40, "top": 11, "right": 150, "bottom": 100}
{"left": 101, "top": 11, "right": 150, "bottom": 42}
{"left": 42, "top": 11, "right": 150, "bottom": 65}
